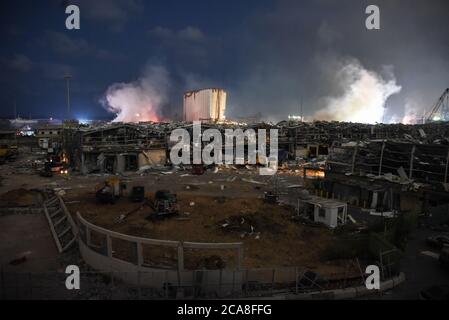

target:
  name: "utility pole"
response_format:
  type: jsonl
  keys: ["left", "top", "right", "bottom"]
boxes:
{"left": 64, "top": 73, "right": 72, "bottom": 119}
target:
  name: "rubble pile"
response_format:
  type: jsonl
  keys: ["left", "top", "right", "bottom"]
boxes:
{"left": 217, "top": 213, "right": 283, "bottom": 239}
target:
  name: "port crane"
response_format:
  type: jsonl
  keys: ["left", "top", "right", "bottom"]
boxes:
{"left": 426, "top": 88, "right": 449, "bottom": 123}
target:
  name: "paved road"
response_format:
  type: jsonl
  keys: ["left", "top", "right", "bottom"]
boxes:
{"left": 381, "top": 228, "right": 449, "bottom": 299}
{"left": 0, "top": 214, "right": 59, "bottom": 273}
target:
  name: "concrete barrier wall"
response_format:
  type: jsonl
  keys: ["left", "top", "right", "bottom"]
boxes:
{"left": 77, "top": 212, "right": 245, "bottom": 295}
{"left": 76, "top": 212, "right": 406, "bottom": 298}
{"left": 282, "top": 272, "right": 406, "bottom": 300}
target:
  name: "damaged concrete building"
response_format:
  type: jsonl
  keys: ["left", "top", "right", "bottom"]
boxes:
{"left": 324, "top": 139, "right": 449, "bottom": 216}
{"left": 70, "top": 123, "right": 167, "bottom": 174}
{"left": 56, "top": 120, "right": 449, "bottom": 219}
{"left": 4, "top": 117, "right": 449, "bottom": 299}
{"left": 36, "top": 125, "right": 63, "bottom": 153}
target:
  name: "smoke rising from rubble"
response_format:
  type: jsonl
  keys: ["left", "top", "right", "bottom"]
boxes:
{"left": 96, "top": 1, "right": 448, "bottom": 124}
{"left": 314, "top": 60, "right": 402, "bottom": 124}
{"left": 101, "top": 65, "right": 170, "bottom": 123}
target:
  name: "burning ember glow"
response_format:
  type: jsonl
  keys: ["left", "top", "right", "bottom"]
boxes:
{"left": 304, "top": 168, "right": 325, "bottom": 179}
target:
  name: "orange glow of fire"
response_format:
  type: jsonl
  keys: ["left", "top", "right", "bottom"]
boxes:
{"left": 304, "top": 169, "right": 325, "bottom": 179}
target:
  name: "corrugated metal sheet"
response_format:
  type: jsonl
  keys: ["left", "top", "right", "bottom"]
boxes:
{"left": 183, "top": 88, "right": 227, "bottom": 122}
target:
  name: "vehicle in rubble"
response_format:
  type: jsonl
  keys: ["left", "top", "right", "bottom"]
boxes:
{"left": 40, "top": 155, "right": 68, "bottom": 175}
{"left": 149, "top": 190, "right": 179, "bottom": 219}
{"left": 426, "top": 235, "right": 449, "bottom": 249}
{"left": 95, "top": 177, "right": 123, "bottom": 204}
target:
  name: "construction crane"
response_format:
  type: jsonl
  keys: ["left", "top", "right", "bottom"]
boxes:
{"left": 426, "top": 88, "right": 449, "bottom": 123}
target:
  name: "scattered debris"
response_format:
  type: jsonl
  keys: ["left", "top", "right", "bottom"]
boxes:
{"left": 348, "top": 214, "right": 357, "bottom": 224}
{"left": 9, "top": 251, "right": 32, "bottom": 266}
{"left": 421, "top": 251, "right": 440, "bottom": 259}
{"left": 217, "top": 213, "right": 282, "bottom": 237}
{"left": 242, "top": 178, "right": 267, "bottom": 185}
{"left": 369, "top": 211, "right": 396, "bottom": 218}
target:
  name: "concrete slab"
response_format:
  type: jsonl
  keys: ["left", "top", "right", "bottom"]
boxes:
{"left": 0, "top": 214, "right": 59, "bottom": 273}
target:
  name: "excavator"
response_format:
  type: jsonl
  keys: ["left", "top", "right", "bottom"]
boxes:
{"left": 115, "top": 189, "right": 179, "bottom": 224}
{"left": 39, "top": 155, "right": 68, "bottom": 177}
{"left": 151, "top": 190, "right": 179, "bottom": 218}
{"left": 95, "top": 177, "right": 123, "bottom": 204}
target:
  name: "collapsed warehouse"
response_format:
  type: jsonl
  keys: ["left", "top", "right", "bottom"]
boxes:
{"left": 48, "top": 120, "right": 449, "bottom": 224}
{"left": 1, "top": 119, "right": 449, "bottom": 299}
{"left": 75, "top": 124, "right": 167, "bottom": 174}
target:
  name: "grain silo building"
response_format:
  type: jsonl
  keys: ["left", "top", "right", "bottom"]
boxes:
{"left": 183, "top": 88, "right": 227, "bottom": 122}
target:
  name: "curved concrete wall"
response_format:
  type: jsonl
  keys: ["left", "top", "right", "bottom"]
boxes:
{"left": 76, "top": 212, "right": 406, "bottom": 298}
{"left": 77, "top": 212, "right": 244, "bottom": 295}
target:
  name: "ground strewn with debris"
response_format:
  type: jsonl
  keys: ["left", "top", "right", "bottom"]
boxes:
{"left": 66, "top": 189, "right": 354, "bottom": 275}
{"left": 1, "top": 150, "right": 360, "bottom": 280}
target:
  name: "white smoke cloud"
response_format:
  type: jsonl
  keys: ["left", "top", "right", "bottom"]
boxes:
{"left": 398, "top": 98, "right": 427, "bottom": 124}
{"left": 314, "top": 60, "right": 402, "bottom": 124}
{"left": 101, "top": 64, "right": 170, "bottom": 122}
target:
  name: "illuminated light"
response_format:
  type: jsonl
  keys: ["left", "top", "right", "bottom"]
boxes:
{"left": 288, "top": 115, "right": 303, "bottom": 121}
{"left": 77, "top": 118, "right": 89, "bottom": 124}
{"left": 76, "top": 115, "right": 91, "bottom": 125}
{"left": 304, "top": 169, "right": 325, "bottom": 179}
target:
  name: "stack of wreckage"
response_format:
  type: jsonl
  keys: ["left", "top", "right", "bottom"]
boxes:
{"left": 56, "top": 121, "right": 449, "bottom": 205}
{"left": 61, "top": 123, "right": 168, "bottom": 174}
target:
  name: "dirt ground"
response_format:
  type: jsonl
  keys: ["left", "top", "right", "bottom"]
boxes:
{"left": 1, "top": 149, "right": 357, "bottom": 277}
{"left": 66, "top": 189, "right": 353, "bottom": 275}
{"left": 0, "top": 188, "right": 43, "bottom": 207}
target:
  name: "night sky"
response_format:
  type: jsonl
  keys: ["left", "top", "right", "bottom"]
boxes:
{"left": 1, "top": 0, "right": 448, "bottom": 123}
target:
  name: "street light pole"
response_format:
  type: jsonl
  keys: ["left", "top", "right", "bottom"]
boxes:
{"left": 64, "top": 74, "right": 72, "bottom": 119}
